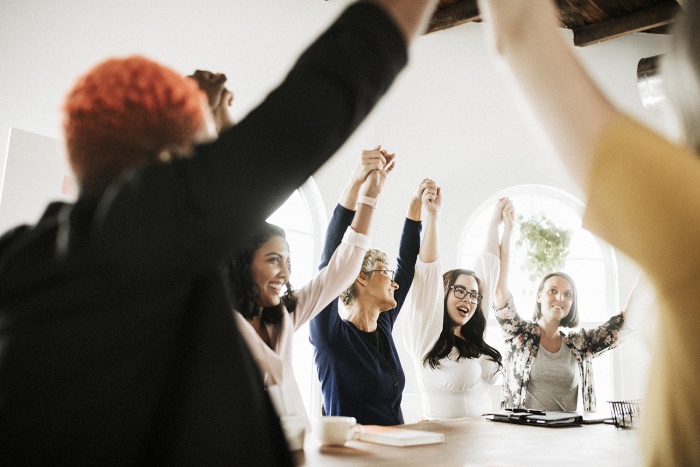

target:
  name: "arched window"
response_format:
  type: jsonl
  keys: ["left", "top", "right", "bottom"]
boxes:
{"left": 458, "top": 184, "right": 621, "bottom": 409}
{"left": 266, "top": 178, "right": 326, "bottom": 419}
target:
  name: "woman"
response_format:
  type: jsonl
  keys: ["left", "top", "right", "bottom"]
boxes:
{"left": 310, "top": 178, "right": 435, "bottom": 426}
{"left": 492, "top": 204, "right": 627, "bottom": 412}
{"left": 402, "top": 195, "right": 508, "bottom": 419}
{"left": 224, "top": 147, "right": 394, "bottom": 427}
{"left": 477, "top": 1, "right": 700, "bottom": 462}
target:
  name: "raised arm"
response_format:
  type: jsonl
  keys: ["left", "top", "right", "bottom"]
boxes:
{"left": 346, "top": 147, "right": 396, "bottom": 236}
{"left": 390, "top": 179, "right": 430, "bottom": 321}
{"left": 295, "top": 150, "right": 395, "bottom": 326}
{"left": 484, "top": 198, "right": 509, "bottom": 258}
{"left": 418, "top": 182, "right": 441, "bottom": 263}
{"left": 493, "top": 199, "right": 515, "bottom": 309}
{"left": 320, "top": 147, "right": 395, "bottom": 269}
{"left": 477, "top": 0, "right": 617, "bottom": 190}
{"left": 407, "top": 178, "right": 433, "bottom": 222}
{"left": 402, "top": 180, "right": 442, "bottom": 357}
{"left": 372, "top": 0, "right": 439, "bottom": 44}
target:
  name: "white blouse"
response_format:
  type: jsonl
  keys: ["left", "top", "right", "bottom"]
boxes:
{"left": 234, "top": 227, "right": 370, "bottom": 429}
{"left": 402, "top": 253, "right": 501, "bottom": 420}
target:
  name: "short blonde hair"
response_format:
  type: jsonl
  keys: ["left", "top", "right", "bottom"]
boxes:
{"left": 339, "top": 248, "right": 389, "bottom": 306}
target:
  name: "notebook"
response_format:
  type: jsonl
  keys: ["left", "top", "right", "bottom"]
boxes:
{"left": 486, "top": 410, "right": 583, "bottom": 427}
{"left": 358, "top": 425, "right": 445, "bottom": 446}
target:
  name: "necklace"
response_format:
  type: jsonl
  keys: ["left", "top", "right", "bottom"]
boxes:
{"left": 539, "top": 323, "right": 558, "bottom": 341}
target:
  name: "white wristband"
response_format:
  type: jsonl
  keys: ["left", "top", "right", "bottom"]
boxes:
{"left": 358, "top": 196, "right": 377, "bottom": 209}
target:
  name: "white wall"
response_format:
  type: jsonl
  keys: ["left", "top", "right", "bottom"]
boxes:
{"left": 1, "top": 0, "right": 669, "bottom": 414}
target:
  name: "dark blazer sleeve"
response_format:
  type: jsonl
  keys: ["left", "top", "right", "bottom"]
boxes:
{"left": 320, "top": 204, "right": 356, "bottom": 271}
{"left": 89, "top": 3, "right": 408, "bottom": 279}
{"left": 385, "top": 218, "right": 422, "bottom": 325}
{"left": 310, "top": 204, "right": 355, "bottom": 345}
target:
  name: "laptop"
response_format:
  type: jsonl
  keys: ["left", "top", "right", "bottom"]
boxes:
{"left": 486, "top": 409, "right": 583, "bottom": 427}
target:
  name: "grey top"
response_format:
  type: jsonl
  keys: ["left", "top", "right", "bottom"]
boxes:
{"left": 525, "top": 341, "right": 580, "bottom": 412}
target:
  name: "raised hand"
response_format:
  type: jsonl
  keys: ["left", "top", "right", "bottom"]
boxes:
{"left": 413, "top": 178, "right": 435, "bottom": 204}
{"left": 188, "top": 70, "right": 235, "bottom": 133}
{"left": 357, "top": 146, "right": 396, "bottom": 198}
{"left": 421, "top": 181, "right": 441, "bottom": 216}
{"left": 501, "top": 198, "right": 515, "bottom": 233}
{"left": 352, "top": 146, "right": 387, "bottom": 187}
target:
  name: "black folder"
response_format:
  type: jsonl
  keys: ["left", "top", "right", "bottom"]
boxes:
{"left": 486, "top": 409, "right": 583, "bottom": 427}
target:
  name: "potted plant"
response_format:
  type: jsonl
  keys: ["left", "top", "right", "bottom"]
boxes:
{"left": 515, "top": 212, "right": 572, "bottom": 293}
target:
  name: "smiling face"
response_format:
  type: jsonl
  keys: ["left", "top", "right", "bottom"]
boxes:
{"left": 446, "top": 274, "right": 480, "bottom": 329}
{"left": 250, "top": 235, "right": 291, "bottom": 309}
{"left": 536, "top": 275, "right": 574, "bottom": 324}
{"left": 364, "top": 261, "right": 398, "bottom": 311}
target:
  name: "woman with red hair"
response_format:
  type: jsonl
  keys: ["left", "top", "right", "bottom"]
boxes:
{"left": 63, "top": 56, "right": 216, "bottom": 192}
{"left": 0, "top": 1, "right": 438, "bottom": 465}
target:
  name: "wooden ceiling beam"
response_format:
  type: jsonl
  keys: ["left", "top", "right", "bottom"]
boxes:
{"left": 427, "top": 0, "right": 480, "bottom": 34}
{"left": 571, "top": 2, "right": 681, "bottom": 46}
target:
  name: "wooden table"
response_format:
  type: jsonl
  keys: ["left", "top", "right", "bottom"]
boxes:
{"left": 294, "top": 417, "right": 642, "bottom": 466}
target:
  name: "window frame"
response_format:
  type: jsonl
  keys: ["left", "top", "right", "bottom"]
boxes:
{"left": 457, "top": 184, "right": 623, "bottom": 408}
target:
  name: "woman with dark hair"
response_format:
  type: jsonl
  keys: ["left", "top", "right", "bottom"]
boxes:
{"left": 402, "top": 195, "right": 506, "bottom": 419}
{"left": 492, "top": 204, "right": 628, "bottom": 413}
{"left": 224, "top": 148, "right": 394, "bottom": 428}
{"left": 477, "top": 0, "right": 700, "bottom": 461}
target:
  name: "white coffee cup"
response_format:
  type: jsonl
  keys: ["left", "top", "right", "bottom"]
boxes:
{"left": 312, "top": 416, "right": 363, "bottom": 446}
{"left": 280, "top": 414, "right": 306, "bottom": 451}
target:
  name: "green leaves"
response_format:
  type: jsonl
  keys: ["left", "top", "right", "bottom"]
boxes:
{"left": 515, "top": 212, "right": 572, "bottom": 285}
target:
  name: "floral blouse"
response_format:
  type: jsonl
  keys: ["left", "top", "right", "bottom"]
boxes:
{"left": 493, "top": 295, "right": 626, "bottom": 412}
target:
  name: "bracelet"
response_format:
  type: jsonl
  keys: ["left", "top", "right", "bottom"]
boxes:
{"left": 358, "top": 196, "right": 377, "bottom": 209}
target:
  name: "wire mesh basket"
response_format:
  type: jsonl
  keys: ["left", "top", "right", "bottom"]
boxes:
{"left": 607, "top": 400, "right": 642, "bottom": 428}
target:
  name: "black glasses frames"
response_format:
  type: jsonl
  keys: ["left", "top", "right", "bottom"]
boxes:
{"left": 449, "top": 285, "right": 482, "bottom": 302}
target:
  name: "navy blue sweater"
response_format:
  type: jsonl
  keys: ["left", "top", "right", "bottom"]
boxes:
{"left": 310, "top": 205, "right": 420, "bottom": 425}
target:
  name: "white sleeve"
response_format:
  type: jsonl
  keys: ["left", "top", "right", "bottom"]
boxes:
{"left": 291, "top": 227, "right": 370, "bottom": 330}
{"left": 401, "top": 257, "right": 444, "bottom": 359}
{"left": 472, "top": 251, "right": 500, "bottom": 322}
{"left": 479, "top": 354, "right": 503, "bottom": 385}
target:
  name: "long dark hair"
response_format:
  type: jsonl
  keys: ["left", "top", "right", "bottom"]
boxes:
{"left": 222, "top": 222, "right": 297, "bottom": 324}
{"left": 533, "top": 271, "right": 579, "bottom": 328}
{"left": 423, "top": 269, "right": 502, "bottom": 372}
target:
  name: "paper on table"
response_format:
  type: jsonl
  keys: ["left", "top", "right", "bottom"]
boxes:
{"left": 358, "top": 425, "right": 445, "bottom": 447}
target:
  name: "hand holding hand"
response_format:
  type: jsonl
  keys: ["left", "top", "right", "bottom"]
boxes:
{"left": 189, "top": 70, "right": 227, "bottom": 108}
{"left": 489, "top": 197, "right": 508, "bottom": 227}
{"left": 188, "top": 70, "right": 234, "bottom": 133}
{"left": 422, "top": 183, "right": 441, "bottom": 215}
{"left": 352, "top": 146, "right": 388, "bottom": 186}
{"left": 211, "top": 88, "right": 235, "bottom": 131}
{"left": 413, "top": 178, "right": 436, "bottom": 204}
{"left": 502, "top": 198, "right": 515, "bottom": 232}
{"left": 362, "top": 148, "right": 396, "bottom": 198}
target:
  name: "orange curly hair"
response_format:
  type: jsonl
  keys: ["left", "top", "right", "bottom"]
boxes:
{"left": 63, "top": 55, "right": 208, "bottom": 191}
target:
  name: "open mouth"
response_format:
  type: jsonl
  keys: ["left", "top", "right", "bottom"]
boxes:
{"left": 457, "top": 306, "right": 470, "bottom": 317}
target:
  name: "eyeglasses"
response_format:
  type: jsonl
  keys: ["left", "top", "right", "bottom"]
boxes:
{"left": 369, "top": 269, "right": 395, "bottom": 281}
{"left": 450, "top": 286, "right": 482, "bottom": 303}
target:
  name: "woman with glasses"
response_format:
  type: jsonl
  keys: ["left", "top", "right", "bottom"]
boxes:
{"left": 492, "top": 204, "right": 630, "bottom": 413}
{"left": 402, "top": 196, "right": 507, "bottom": 420}
{"left": 223, "top": 148, "right": 394, "bottom": 430}
{"left": 310, "top": 178, "right": 435, "bottom": 426}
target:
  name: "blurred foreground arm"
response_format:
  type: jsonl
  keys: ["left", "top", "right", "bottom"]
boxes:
{"left": 372, "top": 0, "right": 439, "bottom": 43}
{"left": 477, "top": 0, "right": 617, "bottom": 189}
